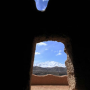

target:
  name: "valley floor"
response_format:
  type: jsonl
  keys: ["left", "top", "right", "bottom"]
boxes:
{"left": 31, "top": 85, "right": 69, "bottom": 90}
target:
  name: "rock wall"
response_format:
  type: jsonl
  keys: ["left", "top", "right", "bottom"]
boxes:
{"left": 30, "top": 35, "right": 76, "bottom": 90}
{"left": 64, "top": 43, "right": 76, "bottom": 90}
{"left": 31, "top": 74, "right": 68, "bottom": 85}
{"left": 8, "top": 0, "right": 90, "bottom": 90}
{"left": 12, "top": 30, "right": 90, "bottom": 90}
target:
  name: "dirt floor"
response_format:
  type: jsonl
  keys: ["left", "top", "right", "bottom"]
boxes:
{"left": 31, "top": 85, "right": 69, "bottom": 90}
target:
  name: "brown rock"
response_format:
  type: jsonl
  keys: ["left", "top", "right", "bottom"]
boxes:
{"left": 31, "top": 74, "right": 68, "bottom": 85}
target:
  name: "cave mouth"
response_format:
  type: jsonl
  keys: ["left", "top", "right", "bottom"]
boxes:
{"left": 30, "top": 35, "right": 76, "bottom": 90}
{"left": 32, "top": 40, "right": 67, "bottom": 76}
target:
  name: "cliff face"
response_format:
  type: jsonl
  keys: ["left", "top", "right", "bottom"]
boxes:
{"left": 31, "top": 74, "right": 68, "bottom": 85}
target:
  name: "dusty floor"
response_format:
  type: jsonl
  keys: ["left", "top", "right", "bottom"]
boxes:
{"left": 31, "top": 85, "right": 69, "bottom": 90}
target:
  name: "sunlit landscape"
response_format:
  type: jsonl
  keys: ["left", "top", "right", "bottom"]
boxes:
{"left": 31, "top": 41, "right": 68, "bottom": 90}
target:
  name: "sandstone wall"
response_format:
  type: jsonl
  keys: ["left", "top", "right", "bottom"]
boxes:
{"left": 31, "top": 74, "right": 68, "bottom": 85}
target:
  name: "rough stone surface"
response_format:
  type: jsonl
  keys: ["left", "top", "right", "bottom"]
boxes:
{"left": 30, "top": 35, "right": 76, "bottom": 90}
{"left": 64, "top": 46, "right": 76, "bottom": 90}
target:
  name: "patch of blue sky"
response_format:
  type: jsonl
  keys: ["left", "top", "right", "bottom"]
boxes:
{"left": 33, "top": 41, "right": 67, "bottom": 67}
{"left": 34, "top": 0, "right": 49, "bottom": 11}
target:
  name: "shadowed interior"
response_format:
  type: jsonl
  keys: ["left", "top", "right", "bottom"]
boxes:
{"left": 13, "top": 0, "right": 90, "bottom": 90}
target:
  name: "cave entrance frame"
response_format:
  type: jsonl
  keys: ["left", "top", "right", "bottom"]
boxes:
{"left": 30, "top": 35, "right": 76, "bottom": 90}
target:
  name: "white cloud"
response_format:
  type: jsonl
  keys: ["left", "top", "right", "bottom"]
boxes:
{"left": 33, "top": 61, "right": 65, "bottom": 67}
{"left": 35, "top": 52, "right": 40, "bottom": 55}
{"left": 56, "top": 52, "right": 62, "bottom": 56}
{"left": 56, "top": 50, "right": 62, "bottom": 56}
{"left": 37, "top": 42, "right": 47, "bottom": 46}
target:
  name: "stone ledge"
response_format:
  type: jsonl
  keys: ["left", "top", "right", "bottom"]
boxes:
{"left": 31, "top": 74, "right": 68, "bottom": 85}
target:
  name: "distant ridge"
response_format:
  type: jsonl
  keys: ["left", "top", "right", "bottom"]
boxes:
{"left": 33, "top": 66, "right": 67, "bottom": 76}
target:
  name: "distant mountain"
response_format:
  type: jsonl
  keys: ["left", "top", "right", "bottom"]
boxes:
{"left": 32, "top": 66, "right": 67, "bottom": 76}
{"left": 33, "top": 61, "right": 66, "bottom": 68}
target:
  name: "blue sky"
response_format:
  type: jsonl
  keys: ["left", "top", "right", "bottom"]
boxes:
{"left": 34, "top": 0, "right": 49, "bottom": 11}
{"left": 33, "top": 41, "right": 67, "bottom": 67}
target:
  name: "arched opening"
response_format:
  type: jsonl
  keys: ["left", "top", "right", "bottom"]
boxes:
{"left": 33, "top": 41, "right": 67, "bottom": 76}
{"left": 31, "top": 40, "right": 69, "bottom": 90}
{"left": 34, "top": 0, "right": 49, "bottom": 12}
{"left": 30, "top": 35, "right": 76, "bottom": 90}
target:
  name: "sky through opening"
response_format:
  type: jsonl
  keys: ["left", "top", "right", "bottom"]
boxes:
{"left": 33, "top": 41, "right": 67, "bottom": 68}
{"left": 34, "top": 0, "right": 49, "bottom": 11}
